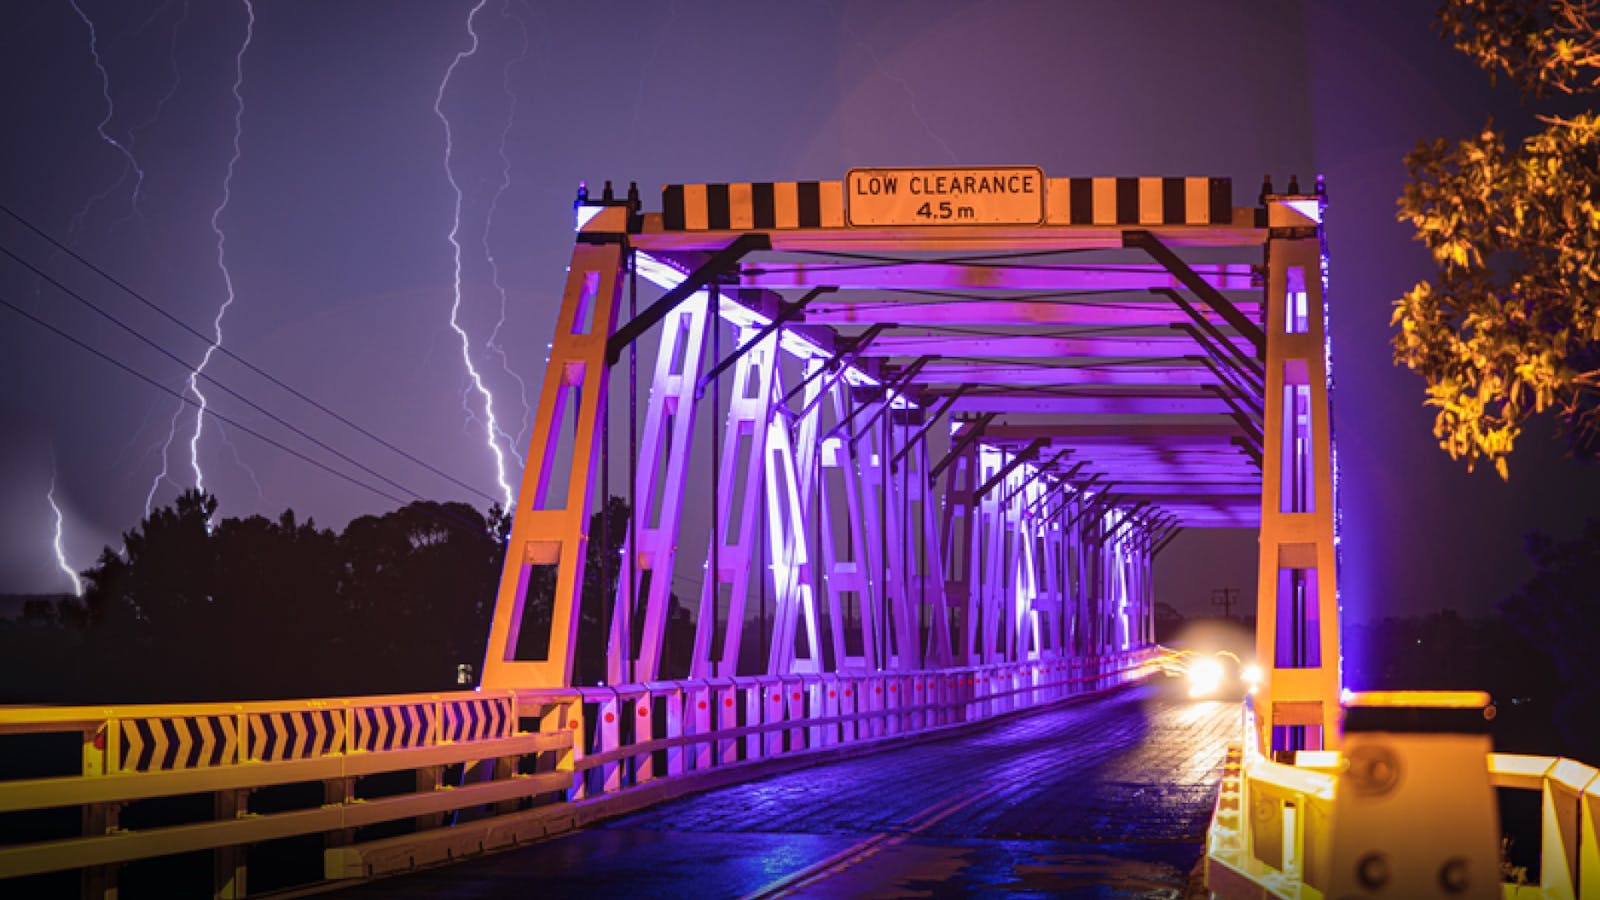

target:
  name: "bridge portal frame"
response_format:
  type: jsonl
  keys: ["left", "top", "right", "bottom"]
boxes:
{"left": 479, "top": 175, "right": 1339, "bottom": 756}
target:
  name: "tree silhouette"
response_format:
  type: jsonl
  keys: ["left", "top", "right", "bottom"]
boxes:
{"left": 20, "top": 491, "right": 670, "bottom": 701}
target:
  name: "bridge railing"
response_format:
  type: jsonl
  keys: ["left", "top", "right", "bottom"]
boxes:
{"left": 1205, "top": 705, "right": 1600, "bottom": 900}
{"left": 547, "top": 651, "right": 1155, "bottom": 799}
{"left": 0, "top": 648, "right": 1157, "bottom": 896}
{"left": 1202, "top": 706, "right": 1337, "bottom": 898}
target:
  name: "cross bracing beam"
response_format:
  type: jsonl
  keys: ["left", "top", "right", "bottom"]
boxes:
{"left": 974, "top": 438, "right": 1049, "bottom": 500}
{"left": 824, "top": 355, "right": 933, "bottom": 443}
{"left": 915, "top": 362, "right": 1222, "bottom": 386}
{"left": 947, "top": 395, "right": 1236, "bottom": 416}
{"left": 1069, "top": 459, "right": 1255, "bottom": 474}
{"left": 738, "top": 261, "right": 1257, "bottom": 293}
{"left": 1075, "top": 473, "right": 1260, "bottom": 489}
{"left": 1109, "top": 489, "right": 1261, "bottom": 501}
{"left": 781, "top": 323, "right": 892, "bottom": 417}
{"left": 928, "top": 412, "right": 996, "bottom": 484}
{"left": 801, "top": 296, "right": 1261, "bottom": 328}
{"left": 889, "top": 387, "right": 969, "bottom": 470}
{"left": 1156, "top": 289, "right": 1266, "bottom": 382}
{"left": 980, "top": 421, "right": 1251, "bottom": 441}
{"left": 1124, "top": 230, "right": 1266, "bottom": 357}
{"left": 1196, "top": 357, "right": 1266, "bottom": 414}
{"left": 857, "top": 333, "right": 1254, "bottom": 359}
{"left": 694, "top": 286, "right": 834, "bottom": 398}
{"left": 1074, "top": 464, "right": 1260, "bottom": 480}
{"left": 607, "top": 235, "right": 769, "bottom": 364}
{"left": 634, "top": 251, "right": 879, "bottom": 387}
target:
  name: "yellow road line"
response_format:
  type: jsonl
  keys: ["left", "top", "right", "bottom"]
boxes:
{"left": 740, "top": 780, "right": 1003, "bottom": 899}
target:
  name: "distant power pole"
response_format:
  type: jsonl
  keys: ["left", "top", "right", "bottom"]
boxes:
{"left": 1211, "top": 587, "right": 1239, "bottom": 620}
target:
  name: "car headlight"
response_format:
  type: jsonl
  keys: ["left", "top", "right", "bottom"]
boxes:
{"left": 1187, "top": 656, "right": 1225, "bottom": 697}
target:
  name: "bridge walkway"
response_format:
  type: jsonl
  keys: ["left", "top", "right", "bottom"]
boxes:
{"left": 329, "top": 682, "right": 1235, "bottom": 899}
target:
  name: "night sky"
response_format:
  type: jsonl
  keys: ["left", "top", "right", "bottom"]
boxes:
{"left": 3, "top": 1, "right": 1597, "bottom": 670}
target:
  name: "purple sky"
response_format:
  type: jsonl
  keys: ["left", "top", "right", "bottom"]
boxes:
{"left": 2, "top": 1, "right": 1597, "bottom": 659}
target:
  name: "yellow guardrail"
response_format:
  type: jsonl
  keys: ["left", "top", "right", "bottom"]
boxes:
{"left": 1204, "top": 705, "right": 1336, "bottom": 899}
{"left": 1, "top": 690, "right": 523, "bottom": 777}
{"left": 0, "top": 648, "right": 1159, "bottom": 897}
{"left": 1205, "top": 705, "right": 1600, "bottom": 900}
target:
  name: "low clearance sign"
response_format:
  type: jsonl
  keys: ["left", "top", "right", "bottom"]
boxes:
{"left": 846, "top": 166, "right": 1044, "bottom": 226}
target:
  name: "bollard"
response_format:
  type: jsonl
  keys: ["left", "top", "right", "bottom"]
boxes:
{"left": 1327, "top": 691, "right": 1500, "bottom": 899}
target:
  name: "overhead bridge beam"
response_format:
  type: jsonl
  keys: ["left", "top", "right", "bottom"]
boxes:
{"left": 803, "top": 298, "right": 1261, "bottom": 328}
{"left": 861, "top": 334, "right": 1254, "bottom": 359}
{"left": 947, "top": 395, "right": 1235, "bottom": 416}
{"left": 740, "top": 262, "right": 1257, "bottom": 293}
{"left": 915, "top": 363, "right": 1221, "bottom": 386}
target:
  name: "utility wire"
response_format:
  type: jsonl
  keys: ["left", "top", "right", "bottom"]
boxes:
{"left": 0, "top": 202, "right": 500, "bottom": 504}
{"left": 3, "top": 294, "right": 407, "bottom": 506}
{"left": 0, "top": 242, "right": 497, "bottom": 508}
{"left": 0, "top": 294, "right": 497, "bottom": 539}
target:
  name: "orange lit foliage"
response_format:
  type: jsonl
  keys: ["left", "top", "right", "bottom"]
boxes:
{"left": 1394, "top": 0, "right": 1600, "bottom": 476}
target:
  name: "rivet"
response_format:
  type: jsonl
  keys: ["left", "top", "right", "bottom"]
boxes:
{"left": 1347, "top": 745, "right": 1402, "bottom": 796}
{"left": 1439, "top": 857, "right": 1470, "bottom": 893}
{"left": 1356, "top": 852, "right": 1390, "bottom": 890}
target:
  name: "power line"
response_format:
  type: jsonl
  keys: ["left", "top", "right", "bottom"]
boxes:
{"left": 0, "top": 293, "right": 497, "bottom": 539}
{"left": 0, "top": 202, "right": 501, "bottom": 504}
{"left": 0, "top": 241, "right": 499, "bottom": 509}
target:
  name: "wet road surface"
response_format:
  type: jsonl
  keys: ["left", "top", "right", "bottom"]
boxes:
{"left": 329, "top": 682, "right": 1236, "bottom": 899}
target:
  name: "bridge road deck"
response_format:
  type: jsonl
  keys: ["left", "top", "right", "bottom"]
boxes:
{"left": 328, "top": 682, "right": 1235, "bottom": 899}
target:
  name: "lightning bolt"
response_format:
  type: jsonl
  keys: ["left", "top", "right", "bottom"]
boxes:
{"left": 63, "top": 0, "right": 176, "bottom": 516}
{"left": 435, "top": 0, "right": 516, "bottom": 511}
{"left": 66, "top": 0, "right": 148, "bottom": 233}
{"left": 48, "top": 468, "right": 84, "bottom": 598}
{"left": 127, "top": 1, "right": 191, "bottom": 156}
{"left": 147, "top": 0, "right": 256, "bottom": 513}
{"left": 482, "top": 0, "right": 532, "bottom": 465}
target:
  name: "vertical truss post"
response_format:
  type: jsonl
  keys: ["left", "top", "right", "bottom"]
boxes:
{"left": 607, "top": 292, "right": 713, "bottom": 684}
{"left": 765, "top": 360, "right": 822, "bottom": 674}
{"left": 856, "top": 395, "right": 918, "bottom": 669}
{"left": 1010, "top": 470, "right": 1045, "bottom": 660}
{"left": 816, "top": 379, "right": 881, "bottom": 672}
{"left": 1068, "top": 492, "right": 1090, "bottom": 656}
{"left": 974, "top": 446, "right": 1010, "bottom": 665}
{"left": 1035, "top": 481, "right": 1068, "bottom": 660}
{"left": 1254, "top": 192, "right": 1342, "bottom": 755}
{"left": 941, "top": 426, "right": 981, "bottom": 666}
{"left": 690, "top": 323, "right": 779, "bottom": 677}
{"left": 482, "top": 241, "right": 627, "bottom": 688}
{"left": 906, "top": 425, "right": 954, "bottom": 668}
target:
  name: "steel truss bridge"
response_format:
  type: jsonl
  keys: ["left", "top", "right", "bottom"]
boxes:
{"left": 3, "top": 168, "right": 1597, "bottom": 899}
